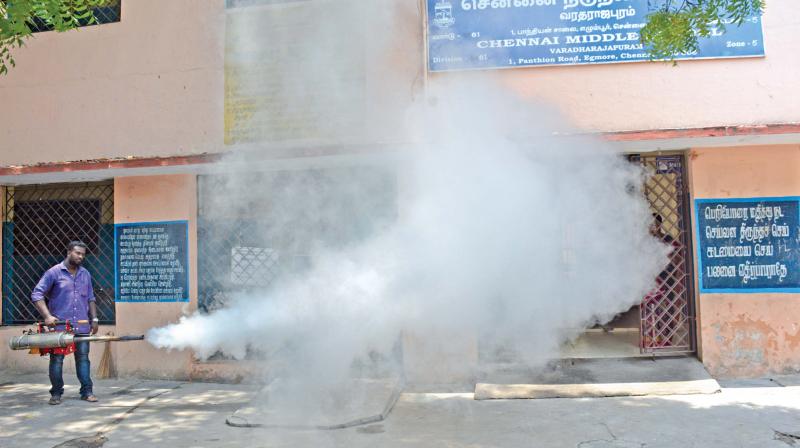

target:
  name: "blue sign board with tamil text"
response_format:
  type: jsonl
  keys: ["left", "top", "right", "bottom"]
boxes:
{"left": 696, "top": 198, "right": 800, "bottom": 293}
{"left": 115, "top": 221, "right": 190, "bottom": 302}
{"left": 427, "top": 0, "right": 764, "bottom": 71}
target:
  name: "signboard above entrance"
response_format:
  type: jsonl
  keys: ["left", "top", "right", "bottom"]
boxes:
{"left": 426, "top": 0, "right": 764, "bottom": 72}
{"left": 696, "top": 197, "right": 800, "bottom": 294}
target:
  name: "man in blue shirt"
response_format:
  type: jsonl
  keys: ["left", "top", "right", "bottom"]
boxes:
{"left": 31, "top": 241, "right": 100, "bottom": 405}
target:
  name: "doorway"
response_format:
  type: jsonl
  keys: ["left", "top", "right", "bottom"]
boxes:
{"left": 562, "top": 153, "right": 696, "bottom": 358}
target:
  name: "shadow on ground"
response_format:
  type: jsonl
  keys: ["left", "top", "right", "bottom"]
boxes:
{"left": 2, "top": 371, "right": 800, "bottom": 448}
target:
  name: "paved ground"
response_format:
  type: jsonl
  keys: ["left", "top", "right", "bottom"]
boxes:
{"left": 2, "top": 370, "right": 800, "bottom": 448}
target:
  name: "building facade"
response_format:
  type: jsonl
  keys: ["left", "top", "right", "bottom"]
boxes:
{"left": 0, "top": 0, "right": 798, "bottom": 379}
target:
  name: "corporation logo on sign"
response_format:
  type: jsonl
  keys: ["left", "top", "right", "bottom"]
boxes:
{"left": 433, "top": 0, "right": 456, "bottom": 28}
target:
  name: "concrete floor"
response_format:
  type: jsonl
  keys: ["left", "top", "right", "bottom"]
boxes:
{"left": 560, "top": 305, "right": 650, "bottom": 359}
{"left": 2, "top": 370, "right": 800, "bottom": 448}
{"left": 561, "top": 330, "right": 644, "bottom": 359}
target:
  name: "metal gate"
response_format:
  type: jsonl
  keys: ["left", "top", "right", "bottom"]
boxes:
{"left": 632, "top": 154, "right": 695, "bottom": 354}
{"left": 2, "top": 182, "right": 116, "bottom": 325}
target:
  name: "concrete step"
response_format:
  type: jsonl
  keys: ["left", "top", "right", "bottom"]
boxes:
{"left": 474, "top": 356, "right": 720, "bottom": 400}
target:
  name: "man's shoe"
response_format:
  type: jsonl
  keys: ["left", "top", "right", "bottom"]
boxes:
{"left": 48, "top": 395, "right": 62, "bottom": 405}
{"left": 80, "top": 394, "right": 98, "bottom": 403}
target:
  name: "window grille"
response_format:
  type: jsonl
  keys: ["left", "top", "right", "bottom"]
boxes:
{"left": 2, "top": 181, "right": 115, "bottom": 325}
{"left": 26, "top": 1, "right": 121, "bottom": 33}
{"left": 197, "top": 168, "right": 396, "bottom": 313}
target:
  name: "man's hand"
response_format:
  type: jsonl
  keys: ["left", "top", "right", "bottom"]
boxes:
{"left": 44, "top": 315, "right": 58, "bottom": 327}
{"left": 89, "top": 302, "right": 99, "bottom": 335}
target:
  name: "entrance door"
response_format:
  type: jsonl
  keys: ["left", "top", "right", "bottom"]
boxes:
{"left": 632, "top": 154, "right": 696, "bottom": 354}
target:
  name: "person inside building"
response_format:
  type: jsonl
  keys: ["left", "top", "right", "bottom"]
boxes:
{"left": 31, "top": 241, "right": 100, "bottom": 405}
{"left": 650, "top": 213, "right": 680, "bottom": 284}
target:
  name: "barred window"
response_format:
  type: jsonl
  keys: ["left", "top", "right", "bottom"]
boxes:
{"left": 197, "top": 167, "right": 397, "bottom": 313}
{"left": 2, "top": 182, "right": 115, "bottom": 326}
{"left": 13, "top": 199, "right": 101, "bottom": 256}
{"left": 26, "top": 0, "right": 121, "bottom": 33}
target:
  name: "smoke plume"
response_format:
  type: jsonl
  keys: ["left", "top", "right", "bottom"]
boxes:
{"left": 148, "top": 82, "right": 666, "bottom": 382}
{"left": 147, "top": 0, "right": 668, "bottom": 388}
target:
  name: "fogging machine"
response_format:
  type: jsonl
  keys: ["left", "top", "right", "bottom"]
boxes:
{"left": 8, "top": 320, "right": 144, "bottom": 356}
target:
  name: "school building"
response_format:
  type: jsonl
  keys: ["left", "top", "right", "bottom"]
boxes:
{"left": 0, "top": 0, "right": 798, "bottom": 380}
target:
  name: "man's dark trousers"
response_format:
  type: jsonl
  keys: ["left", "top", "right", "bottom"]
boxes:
{"left": 48, "top": 339, "right": 92, "bottom": 398}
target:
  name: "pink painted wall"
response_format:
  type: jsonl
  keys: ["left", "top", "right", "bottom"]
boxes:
{"left": 1, "top": 0, "right": 798, "bottom": 170}
{"left": 114, "top": 174, "right": 198, "bottom": 379}
{"left": 691, "top": 144, "right": 800, "bottom": 377}
{"left": 0, "top": 0, "right": 224, "bottom": 166}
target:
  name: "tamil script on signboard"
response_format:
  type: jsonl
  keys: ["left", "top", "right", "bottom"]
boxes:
{"left": 115, "top": 221, "right": 190, "bottom": 302}
{"left": 696, "top": 198, "right": 800, "bottom": 293}
{"left": 426, "top": 0, "right": 764, "bottom": 71}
